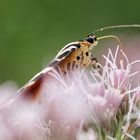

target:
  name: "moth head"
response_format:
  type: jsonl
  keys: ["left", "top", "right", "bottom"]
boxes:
{"left": 84, "top": 33, "right": 98, "bottom": 50}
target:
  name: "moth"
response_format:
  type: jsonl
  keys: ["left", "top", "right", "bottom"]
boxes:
{"left": 19, "top": 34, "right": 99, "bottom": 98}
{"left": 49, "top": 33, "right": 99, "bottom": 73}
{"left": 18, "top": 24, "right": 140, "bottom": 99}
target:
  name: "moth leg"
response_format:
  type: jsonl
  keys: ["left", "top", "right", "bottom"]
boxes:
{"left": 91, "top": 57, "right": 101, "bottom": 73}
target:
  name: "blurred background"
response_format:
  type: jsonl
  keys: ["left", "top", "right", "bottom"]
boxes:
{"left": 0, "top": 0, "right": 140, "bottom": 86}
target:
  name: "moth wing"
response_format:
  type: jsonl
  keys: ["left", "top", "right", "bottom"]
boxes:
{"left": 18, "top": 42, "right": 80, "bottom": 99}
{"left": 18, "top": 67, "right": 53, "bottom": 100}
{"left": 48, "top": 42, "right": 80, "bottom": 67}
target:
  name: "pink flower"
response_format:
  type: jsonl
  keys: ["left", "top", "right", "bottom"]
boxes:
{"left": 110, "top": 69, "right": 129, "bottom": 91}
{"left": 0, "top": 46, "right": 140, "bottom": 140}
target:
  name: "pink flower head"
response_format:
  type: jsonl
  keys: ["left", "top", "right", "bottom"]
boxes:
{"left": 101, "top": 47, "right": 132, "bottom": 92}
{"left": 0, "top": 46, "right": 140, "bottom": 140}
{"left": 110, "top": 69, "right": 129, "bottom": 91}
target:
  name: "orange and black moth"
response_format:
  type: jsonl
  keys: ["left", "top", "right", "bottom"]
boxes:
{"left": 49, "top": 34, "right": 98, "bottom": 73}
{"left": 18, "top": 33, "right": 99, "bottom": 98}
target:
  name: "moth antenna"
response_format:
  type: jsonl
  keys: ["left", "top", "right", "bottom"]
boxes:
{"left": 97, "top": 35, "right": 124, "bottom": 60}
{"left": 98, "top": 35, "right": 123, "bottom": 51}
{"left": 94, "top": 24, "right": 140, "bottom": 33}
{"left": 93, "top": 24, "right": 140, "bottom": 62}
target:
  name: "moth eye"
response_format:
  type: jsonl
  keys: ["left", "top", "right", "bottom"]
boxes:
{"left": 85, "top": 37, "right": 94, "bottom": 44}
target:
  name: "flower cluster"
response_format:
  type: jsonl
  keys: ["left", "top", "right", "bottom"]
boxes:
{"left": 0, "top": 47, "right": 140, "bottom": 140}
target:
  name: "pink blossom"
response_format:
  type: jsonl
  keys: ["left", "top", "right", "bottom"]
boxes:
{"left": 0, "top": 47, "right": 140, "bottom": 139}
